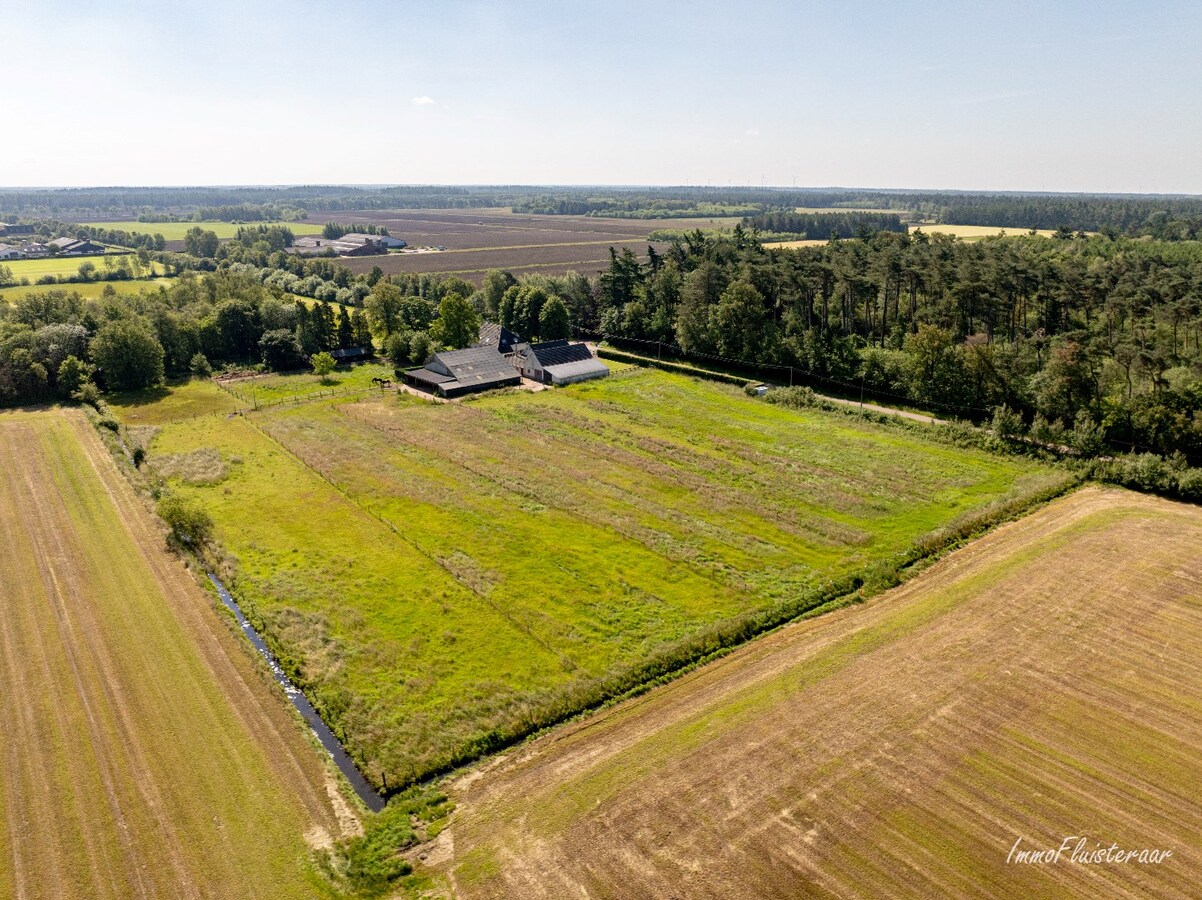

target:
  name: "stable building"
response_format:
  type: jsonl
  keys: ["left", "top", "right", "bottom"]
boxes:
{"left": 512, "top": 340, "right": 609, "bottom": 386}
{"left": 404, "top": 346, "right": 521, "bottom": 398}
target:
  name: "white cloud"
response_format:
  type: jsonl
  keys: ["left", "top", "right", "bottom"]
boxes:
{"left": 412, "top": 95, "right": 436, "bottom": 105}
{"left": 746, "top": 128, "right": 760, "bottom": 136}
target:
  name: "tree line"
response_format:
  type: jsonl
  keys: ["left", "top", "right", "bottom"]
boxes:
{"left": 743, "top": 211, "right": 907, "bottom": 240}
{"left": 578, "top": 231, "right": 1202, "bottom": 464}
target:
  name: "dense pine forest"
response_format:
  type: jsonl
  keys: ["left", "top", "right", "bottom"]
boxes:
{"left": 577, "top": 230, "right": 1202, "bottom": 462}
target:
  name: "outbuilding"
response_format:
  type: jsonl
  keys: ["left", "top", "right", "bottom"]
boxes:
{"left": 404, "top": 346, "right": 521, "bottom": 398}
{"left": 48, "top": 237, "right": 106, "bottom": 255}
{"left": 512, "top": 340, "right": 610, "bottom": 386}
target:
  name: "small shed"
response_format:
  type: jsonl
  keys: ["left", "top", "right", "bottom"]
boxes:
{"left": 513, "top": 340, "right": 609, "bottom": 386}
{"left": 330, "top": 347, "right": 372, "bottom": 363}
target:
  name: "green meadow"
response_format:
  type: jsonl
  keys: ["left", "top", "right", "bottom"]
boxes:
{"left": 0, "top": 277, "right": 176, "bottom": 302}
{"left": 215, "top": 361, "right": 397, "bottom": 408}
{"left": 0, "top": 255, "right": 166, "bottom": 281}
{"left": 78, "top": 220, "right": 325, "bottom": 241}
{"left": 123, "top": 369, "right": 1067, "bottom": 789}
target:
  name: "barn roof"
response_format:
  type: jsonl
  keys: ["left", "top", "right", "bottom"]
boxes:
{"left": 476, "top": 321, "right": 523, "bottom": 353}
{"left": 434, "top": 347, "right": 517, "bottom": 386}
{"left": 544, "top": 357, "right": 610, "bottom": 381}
{"left": 406, "top": 345, "right": 520, "bottom": 396}
{"left": 528, "top": 339, "right": 595, "bottom": 367}
{"left": 330, "top": 347, "right": 371, "bottom": 360}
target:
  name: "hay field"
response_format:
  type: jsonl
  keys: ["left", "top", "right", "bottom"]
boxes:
{"left": 0, "top": 277, "right": 175, "bottom": 302}
{"left": 763, "top": 238, "right": 828, "bottom": 249}
{"left": 0, "top": 255, "right": 164, "bottom": 281}
{"left": 910, "top": 224, "right": 1057, "bottom": 239}
{"left": 132, "top": 370, "right": 1065, "bottom": 790}
{"left": 0, "top": 408, "right": 349, "bottom": 899}
{"left": 441, "top": 487, "right": 1202, "bottom": 899}
{"left": 76, "top": 220, "right": 325, "bottom": 240}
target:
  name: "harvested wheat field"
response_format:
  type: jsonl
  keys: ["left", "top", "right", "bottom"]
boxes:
{"left": 0, "top": 409, "right": 351, "bottom": 900}
{"left": 440, "top": 487, "right": 1202, "bottom": 899}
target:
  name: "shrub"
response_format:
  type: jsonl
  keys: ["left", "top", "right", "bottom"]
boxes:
{"left": 189, "top": 352, "right": 213, "bottom": 378}
{"left": 156, "top": 495, "right": 214, "bottom": 547}
{"left": 72, "top": 382, "right": 104, "bottom": 411}
{"left": 310, "top": 351, "right": 337, "bottom": 382}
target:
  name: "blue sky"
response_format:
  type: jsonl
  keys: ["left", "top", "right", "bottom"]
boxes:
{"left": 3, "top": 0, "right": 1200, "bottom": 192}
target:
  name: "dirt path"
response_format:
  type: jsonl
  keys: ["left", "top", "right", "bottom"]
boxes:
{"left": 0, "top": 409, "right": 352, "bottom": 899}
{"left": 440, "top": 487, "right": 1202, "bottom": 898}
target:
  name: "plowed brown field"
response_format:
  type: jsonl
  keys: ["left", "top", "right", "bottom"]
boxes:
{"left": 325, "top": 209, "right": 737, "bottom": 281}
{"left": 441, "top": 487, "right": 1202, "bottom": 899}
{"left": 0, "top": 409, "right": 349, "bottom": 899}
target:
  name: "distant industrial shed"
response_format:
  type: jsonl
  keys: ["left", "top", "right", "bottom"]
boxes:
{"left": 514, "top": 340, "right": 609, "bottom": 385}
{"left": 405, "top": 347, "right": 521, "bottom": 398}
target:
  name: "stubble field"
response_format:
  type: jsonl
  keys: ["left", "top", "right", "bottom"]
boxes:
{"left": 441, "top": 486, "right": 1202, "bottom": 899}
{"left": 0, "top": 408, "right": 351, "bottom": 899}
{"left": 124, "top": 369, "right": 1066, "bottom": 793}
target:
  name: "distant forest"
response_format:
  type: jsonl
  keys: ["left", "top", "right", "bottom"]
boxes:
{"left": 743, "top": 211, "right": 907, "bottom": 240}
{"left": 5, "top": 185, "right": 1202, "bottom": 237}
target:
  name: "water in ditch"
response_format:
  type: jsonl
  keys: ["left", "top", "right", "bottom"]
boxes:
{"left": 207, "top": 573, "right": 386, "bottom": 812}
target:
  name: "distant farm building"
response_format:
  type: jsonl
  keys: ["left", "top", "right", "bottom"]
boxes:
{"left": 405, "top": 347, "right": 521, "bottom": 398}
{"left": 289, "top": 235, "right": 391, "bottom": 257}
{"left": 48, "top": 237, "right": 106, "bottom": 255}
{"left": 0, "top": 244, "right": 20, "bottom": 260}
{"left": 0, "top": 223, "right": 35, "bottom": 236}
{"left": 337, "top": 233, "right": 407, "bottom": 250}
{"left": 330, "top": 346, "right": 372, "bottom": 363}
{"left": 475, "top": 322, "right": 524, "bottom": 354}
{"left": 513, "top": 340, "right": 609, "bottom": 385}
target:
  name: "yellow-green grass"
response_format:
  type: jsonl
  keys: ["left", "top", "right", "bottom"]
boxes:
{"left": 0, "top": 278, "right": 175, "bottom": 302}
{"left": 909, "top": 224, "right": 1056, "bottom": 239}
{"left": 0, "top": 408, "right": 343, "bottom": 899}
{"left": 77, "top": 220, "right": 326, "bottom": 241}
{"left": 0, "top": 255, "right": 165, "bottom": 281}
{"left": 140, "top": 392, "right": 559, "bottom": 790}
{"left": 129, "top": 371, "right": 1065, "bottom": 789}
{"left": 441, "top": 487, "right": 1202, "bottom": 898}
{"left": 215, "top": 361, "right": 396, "bottom": 408}
{"left": 763, "top": 238, "right": 828, "bottom": 249}
{"left": 108, "top": 378, "right": 242, "bottom": 426}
